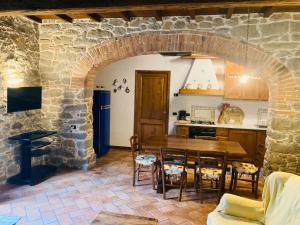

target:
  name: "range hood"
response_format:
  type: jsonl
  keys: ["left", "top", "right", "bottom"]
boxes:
{"left": 182, "top": 58, "right": 224, "bottom": 90}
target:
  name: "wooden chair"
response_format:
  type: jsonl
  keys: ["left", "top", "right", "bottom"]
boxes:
{"left": 229, "top": 144, "right": 267, "bottom": 198}
{"left": 160, "top": 148, "right": 188, "bottom": 201}
{"left": 195, "top": 151, "right": 228, "bottom": 203}
{"left": 193, "top": 136, "right": 218, "bottom": 186}
{"left": 130, "top": 135, "right": 157, "bottom": 189}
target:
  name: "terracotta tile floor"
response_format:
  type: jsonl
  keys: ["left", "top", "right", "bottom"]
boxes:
{"left": 0, "top": 149, "right": 263, "bottom": 225}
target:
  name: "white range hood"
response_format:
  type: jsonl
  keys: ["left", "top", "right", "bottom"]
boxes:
{"left": 183, "top": 59, "right": 224, "bottom": 90}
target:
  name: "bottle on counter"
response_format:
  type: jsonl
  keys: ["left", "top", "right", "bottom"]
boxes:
{"left": 207, "top": 80, "right": 212, "bottom": 90}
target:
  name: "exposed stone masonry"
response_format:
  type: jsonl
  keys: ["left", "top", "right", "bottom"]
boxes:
{"left": 38, "top": 13, "right": 300, "bottom": 175}
{"left": 0, "top": 17, "right": 40, "bottom": 182}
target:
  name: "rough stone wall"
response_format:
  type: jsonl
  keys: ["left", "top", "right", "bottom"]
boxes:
{"left": 0, "top": 17, "right": 40, "bottom": 182}
{"left": 39, "top": 13, "right": 300, "bottom": 174}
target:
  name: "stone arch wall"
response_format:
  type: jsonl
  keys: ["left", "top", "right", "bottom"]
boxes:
{"left": 66, "top": 31, "right": 298, "bottom": 174}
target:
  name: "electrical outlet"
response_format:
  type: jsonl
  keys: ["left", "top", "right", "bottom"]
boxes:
{"left": 70, "top": 125, "right": 77, "bottom": 130}
{"left": 172, "top": 112, "right": 178, "bottom": 116}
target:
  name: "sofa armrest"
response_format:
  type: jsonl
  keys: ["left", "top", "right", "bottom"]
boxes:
{"left": 216, "top": 193, "right": 264, "bottom": 223}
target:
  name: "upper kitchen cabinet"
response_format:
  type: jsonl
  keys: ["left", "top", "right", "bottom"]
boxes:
{"left": 224, "top": 61, "right": 269, "bottom": 101}
{"left": 258, "top": 79, "right": 269, "bottom": 101}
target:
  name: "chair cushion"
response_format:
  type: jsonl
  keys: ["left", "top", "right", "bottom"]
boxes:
{"left": 164, "top": 164, "right": 184, "bottom": 175}
{"left": 197, "top": 167, "right": 222, "bottom": 180}
{"left": 135, "top": 155, "right": 156, "bottom": 166}
{"left": 232, "top": 162, "right": 258, "bottom": 174}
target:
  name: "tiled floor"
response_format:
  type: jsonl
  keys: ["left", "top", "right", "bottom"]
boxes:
{"left": 0, "top": 149, "right": 263, "bottom": 225}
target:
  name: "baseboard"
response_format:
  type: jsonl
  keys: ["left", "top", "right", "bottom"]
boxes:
{"left": 110, "top": 145, "right": 131, "bottom": 150}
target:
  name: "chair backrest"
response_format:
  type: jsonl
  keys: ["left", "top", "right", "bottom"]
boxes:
{"left": 197, "top": 151, "right": 228, "bottom": 176}
{"left": 160, "top": 148, "right": 188, "bottom": 168}
{"left": 253, "top": 144, "right": 267, "bottom": 167}
{"left": 130, "top": 135, "right": 140, "bottom": 156}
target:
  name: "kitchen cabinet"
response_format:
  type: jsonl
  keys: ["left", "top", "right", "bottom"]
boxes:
{"left": 224, "top": 61, "right": 268, "bottom": 101}
{"left": 176, "top": 126, "right": 189, "bottom": 137}
{"left": 228, "top": 129, "right": 257, "bottom": 161}
{"left": 258, "top": 79, "right": 269, "bottom": 101}
{"left": 241, "top": 78, "right": 260, "bottom": 100}
{"left": 223, "top": 75, "right": 242, "bottom": 99}
{"left": 216, "top": 128, "right": 229, "bottom": 137}
{"left": 224, "top": 76, "right": 268, "bottom": 100}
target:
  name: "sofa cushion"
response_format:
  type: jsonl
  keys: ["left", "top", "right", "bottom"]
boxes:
{"left": 207, "top": 211, "right": 263, "bottom": 225}
{"left": 217, "top": 194, "right": 264, "bottom": 222}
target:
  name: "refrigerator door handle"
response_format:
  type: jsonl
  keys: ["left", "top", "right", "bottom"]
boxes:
{"left": 100, "top": 105, "right": 110, "bottom": 110}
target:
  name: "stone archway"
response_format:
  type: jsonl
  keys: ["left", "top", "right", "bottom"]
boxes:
{"left": 66, "top": 31, "right": 298, "bottom": 174}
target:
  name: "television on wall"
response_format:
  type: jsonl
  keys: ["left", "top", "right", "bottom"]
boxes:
{"left": 7, "top": 87, "right": 42, "bottom": 113}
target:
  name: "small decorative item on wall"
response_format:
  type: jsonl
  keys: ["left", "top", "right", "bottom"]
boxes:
{"left": 112, "top": 78, "right": 130, "bottom": 93}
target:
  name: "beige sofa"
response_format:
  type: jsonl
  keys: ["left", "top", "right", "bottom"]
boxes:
{"left": 207, "top": 172, "right": 300, "bottom": 225}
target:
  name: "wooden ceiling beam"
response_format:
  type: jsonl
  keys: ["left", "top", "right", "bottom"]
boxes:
{"left": 153, "top": 10, "right": 163, "bottom": 21}
{"left": 56, "top": 14, "right": 73, "bottom": 23}
{"left": 0, "top": 1, "right": 299, "bottom": 16}
{"left": 118, "top": 11, "right": 133, "bottom": 21}
{"left": 87, "top": 13, "right": 103, "bottom": 22}
{"left": 187, "top": 9, "right": 196, "bottom": 20}
{"left": 226, "top": 8, "right": 234, "bottom": 19}
{"left": 26, "top": 15, "right": 42, "bottom": 23}
{"left": 261, "top": 6, "right": 274, "bottom": 17}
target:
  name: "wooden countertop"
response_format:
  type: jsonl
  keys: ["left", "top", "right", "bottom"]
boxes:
{"left": 174, "top": 122, "right": 267, "bottom": 131}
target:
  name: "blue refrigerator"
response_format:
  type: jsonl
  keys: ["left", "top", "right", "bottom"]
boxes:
{"left": 93, "top": 90, "right": 110, "bottom": 157}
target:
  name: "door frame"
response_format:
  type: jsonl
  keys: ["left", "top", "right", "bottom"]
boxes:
{"left": 134, "top": 70, "right": 171, "bottom": 137}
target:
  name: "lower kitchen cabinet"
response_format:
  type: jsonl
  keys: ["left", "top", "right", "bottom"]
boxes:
{"left": 228, "top": 129, "right": 257, "bottom": 160}
{"left": 176, "top": 126, "right": 189, "bottom": 137}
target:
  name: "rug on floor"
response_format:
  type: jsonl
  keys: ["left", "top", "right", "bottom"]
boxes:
{"left": 0, "top": 215, "right": 21, "bottom": 225}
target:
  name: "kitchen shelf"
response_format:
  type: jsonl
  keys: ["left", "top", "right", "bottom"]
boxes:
{"left": 179, "top": 89, "right": 224, "bottom": 96}
{"left": 29, "top": 140, "right": 52, "bottom": 151}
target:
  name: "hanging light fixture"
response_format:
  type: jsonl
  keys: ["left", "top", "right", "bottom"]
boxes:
{"left": 240, "top": 8, "right": 251, "bottom": 84}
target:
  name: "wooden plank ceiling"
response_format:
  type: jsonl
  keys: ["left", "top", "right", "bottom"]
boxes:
{"left": 0, "top": 0, "right": 299, "bottom": 23}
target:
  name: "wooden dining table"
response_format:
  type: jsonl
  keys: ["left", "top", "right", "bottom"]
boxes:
{"left": 143, "top": 135, "right": 247, "bottom": 194}
{"left": 143, "top": 136, "right": 247, "bottom": 159}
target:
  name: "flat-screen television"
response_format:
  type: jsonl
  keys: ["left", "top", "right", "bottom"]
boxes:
{"left": 7, "top": 87, "right": 42, "bottom": 113}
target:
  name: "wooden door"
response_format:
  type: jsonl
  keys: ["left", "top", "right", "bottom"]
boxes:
{"left": 228, "top": 129, "right": 257, "bottom": 161}
{"left": 135, "top": 70, "right": 170, "bottom": 143}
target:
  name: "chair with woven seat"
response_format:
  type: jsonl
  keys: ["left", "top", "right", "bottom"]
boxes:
{"left": 130, "top": 135, "right": 157, "bottom": 189}
{"left": 160, "top": 148, "right": 188, "bottom": 201}
{"left": 195, "top": 151, "right": 228, "bottom": 203}
{"left": 229, "top": 144, "right": 267, "bottom": 198}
